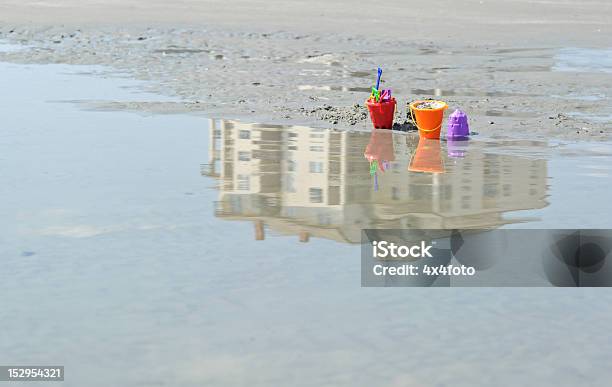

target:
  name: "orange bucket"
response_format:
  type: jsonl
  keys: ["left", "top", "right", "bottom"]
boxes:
{"left": 409, "top": 100, "right": 448, "bottom": 139}
{"left": 408, "top": 137, "right": 444, "bottom": 173}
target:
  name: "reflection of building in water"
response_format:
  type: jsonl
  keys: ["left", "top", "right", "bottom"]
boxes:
{"left": 202, "top": 120, "right": 548, "bottom": 243}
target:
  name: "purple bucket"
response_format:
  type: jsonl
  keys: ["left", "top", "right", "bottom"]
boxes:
{"left": 447, "top": 109, "right": 469, "bottom": 139}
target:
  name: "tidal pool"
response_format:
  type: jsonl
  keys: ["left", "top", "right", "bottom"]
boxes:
{"left": 553, "top": 48, "right": 612, "bottom": 74}
{"left": 2, "top": 61, "right": 612, "bottom": 386}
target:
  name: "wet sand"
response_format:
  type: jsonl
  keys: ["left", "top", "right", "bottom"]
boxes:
{"left": 1, "top": 0, "right": 611, "bottom": 46}
{"left": 1, "top": 0, "right": 611, "bottom": 139}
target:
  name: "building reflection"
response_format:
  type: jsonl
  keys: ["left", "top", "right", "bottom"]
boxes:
{"left": 202, "top": 119, "right": 548, "bottom": 243}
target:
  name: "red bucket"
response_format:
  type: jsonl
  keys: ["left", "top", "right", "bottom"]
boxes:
{"left": 366, "top": 98, "right": 396, "bottom": 129}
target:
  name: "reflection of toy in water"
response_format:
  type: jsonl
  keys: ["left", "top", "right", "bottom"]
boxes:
{"left": 364, "top": 129, "right": 395, "bottom": 191}
{"left": 408, "top": 137, "right": 445, "bottom": 173}
{"left": 447, "top": 138, "right": 469, "bottom": 158}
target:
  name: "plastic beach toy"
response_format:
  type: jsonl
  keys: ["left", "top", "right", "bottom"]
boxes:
{"left": 366, "top": 98, "right": 396, "bottom": 129}
{"left": 447, "top": 109, "right": 470, "bottom": 139}
{"left": 409, "top": 100, "right": 449, "bottom": 140}
{"left": 365, "top": 67, "right": 396, "bottom": 129}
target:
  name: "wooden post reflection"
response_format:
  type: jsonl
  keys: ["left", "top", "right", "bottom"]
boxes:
{"left": 254, "top": 220, "right": 265, "bottom": 240}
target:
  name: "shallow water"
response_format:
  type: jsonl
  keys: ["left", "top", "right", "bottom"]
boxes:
{"left": 0, "top": 39, "right": 27, "bottom": 53}
{"left": 2, "top": 61, "right": 612, "bottom": 386}
{"left": 567, "top": 111, "right": 612, "bottom": 123}
{"left": 298, "top": 85, "right": 542, "bottom": 98}
{"left": 553, "top": 48, "right": 612, "bottom": 74}
{"left": 205, "top": 120, "right": 612, "bottom": 236}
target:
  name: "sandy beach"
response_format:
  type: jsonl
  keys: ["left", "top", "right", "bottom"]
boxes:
{"left": 1, "top": 0, "right": 611, "bottom": 139}
{"left": 2, "top": 1, "right": 612, "bottom": 386}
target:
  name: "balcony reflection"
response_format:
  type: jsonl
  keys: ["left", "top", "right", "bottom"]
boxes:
{"left": 203, "top": 120, "right": 548, "bottom": 243}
